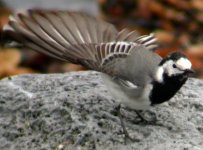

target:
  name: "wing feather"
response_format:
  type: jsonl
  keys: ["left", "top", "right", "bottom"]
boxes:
{"left": 116, "top": 29, "right": 158, "bottom": 51}
{"left": 136, "top": 33, "right": 158, "bottom": 51}
{"left": 3, "top": 9, "right": 161, "bottom": 83}
{"left": 116, "top": 29, "right": 140, "bottom": 42}
{"left": 97, "top": 42, "right": 136, "bottom": 70}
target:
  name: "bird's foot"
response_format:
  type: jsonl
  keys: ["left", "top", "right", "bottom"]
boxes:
{"left": 115, "top": 105, "right": 140, "bottom": 144}
{"left": 121, "top": 124, "right": 140, "bottom": 144}
{"left": 134, "top": 110, "right": 157, "bottom": 125}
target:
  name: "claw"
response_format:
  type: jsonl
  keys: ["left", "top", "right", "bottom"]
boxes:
{"left": 115, "top": 105, "right": 140, "bottom": 143}
{"left": 134, "top": 110, "right": 157, "bottom": 124}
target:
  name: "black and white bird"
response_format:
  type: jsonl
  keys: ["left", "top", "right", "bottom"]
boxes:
{"left": 3, "top": 9, "right": 194, "bottom": 128}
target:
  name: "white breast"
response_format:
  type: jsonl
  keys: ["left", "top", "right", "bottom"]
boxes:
{"left": 100, "top": 73, "right": 152, "bottom": 110}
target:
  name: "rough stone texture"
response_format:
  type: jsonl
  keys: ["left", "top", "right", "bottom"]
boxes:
{"left": 0, "top": 71, "right": 203, "bottom": 150}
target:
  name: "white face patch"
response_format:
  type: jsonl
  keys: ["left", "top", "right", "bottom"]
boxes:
{"left": 176, "top": 58, "right": 192, "bottom": 70}
{"left": 155, "top": 67, "right": 164, "bottom": 83}
{"left": 155, "top": 60, "right": 176, "bottom": 82}
{"left": 155, "top": 57, "right": 192, "bottom": 82}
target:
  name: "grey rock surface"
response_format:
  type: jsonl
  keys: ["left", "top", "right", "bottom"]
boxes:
{"left": 0, "top": 71, "right": 203, "bottom": 150}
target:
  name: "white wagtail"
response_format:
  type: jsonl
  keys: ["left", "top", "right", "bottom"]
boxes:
{"left": 3, "top": 9, "right": 194, "bottom": 141}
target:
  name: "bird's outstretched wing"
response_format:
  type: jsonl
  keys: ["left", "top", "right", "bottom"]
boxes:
{"left": 115, "top": 29, "right": 157, "bottom": 51}
{"left": 3, "top": 9, "right": 159, "bottom": 82}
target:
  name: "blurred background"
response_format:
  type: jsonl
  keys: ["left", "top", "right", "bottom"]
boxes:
{"left": 0, "top": 0, "right": 203, "bottom": 79}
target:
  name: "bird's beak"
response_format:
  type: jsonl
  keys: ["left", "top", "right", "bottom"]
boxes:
{"left": 185, "top": 69, "right": 195, "bottom": 74}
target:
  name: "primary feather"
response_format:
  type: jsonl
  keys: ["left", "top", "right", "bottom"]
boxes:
{"left": 3, "top": 9, "right": 161, "bottom": 86}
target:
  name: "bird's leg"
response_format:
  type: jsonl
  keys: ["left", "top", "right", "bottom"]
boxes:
{"left": 134, "top": 110, "right": 157, "bottom": 124}
{"left": 115, "top": 104, "right": 139, "bottom": 143}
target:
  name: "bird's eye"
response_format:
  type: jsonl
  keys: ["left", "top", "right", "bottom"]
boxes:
{"left": 173, "top": 64, "right": 177, "bottom": 68}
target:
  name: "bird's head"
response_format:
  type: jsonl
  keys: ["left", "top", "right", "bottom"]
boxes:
{"left": 155, "top": 52, "right": 194, "bottom": 83}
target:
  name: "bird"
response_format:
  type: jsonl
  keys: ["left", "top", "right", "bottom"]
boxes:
{"left": 3, "top": 9, "right": 194, "bottom": 141}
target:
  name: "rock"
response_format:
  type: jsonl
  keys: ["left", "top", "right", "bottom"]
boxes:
{"left": 0, "top": 71, "right": 203, "bottom": 150}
